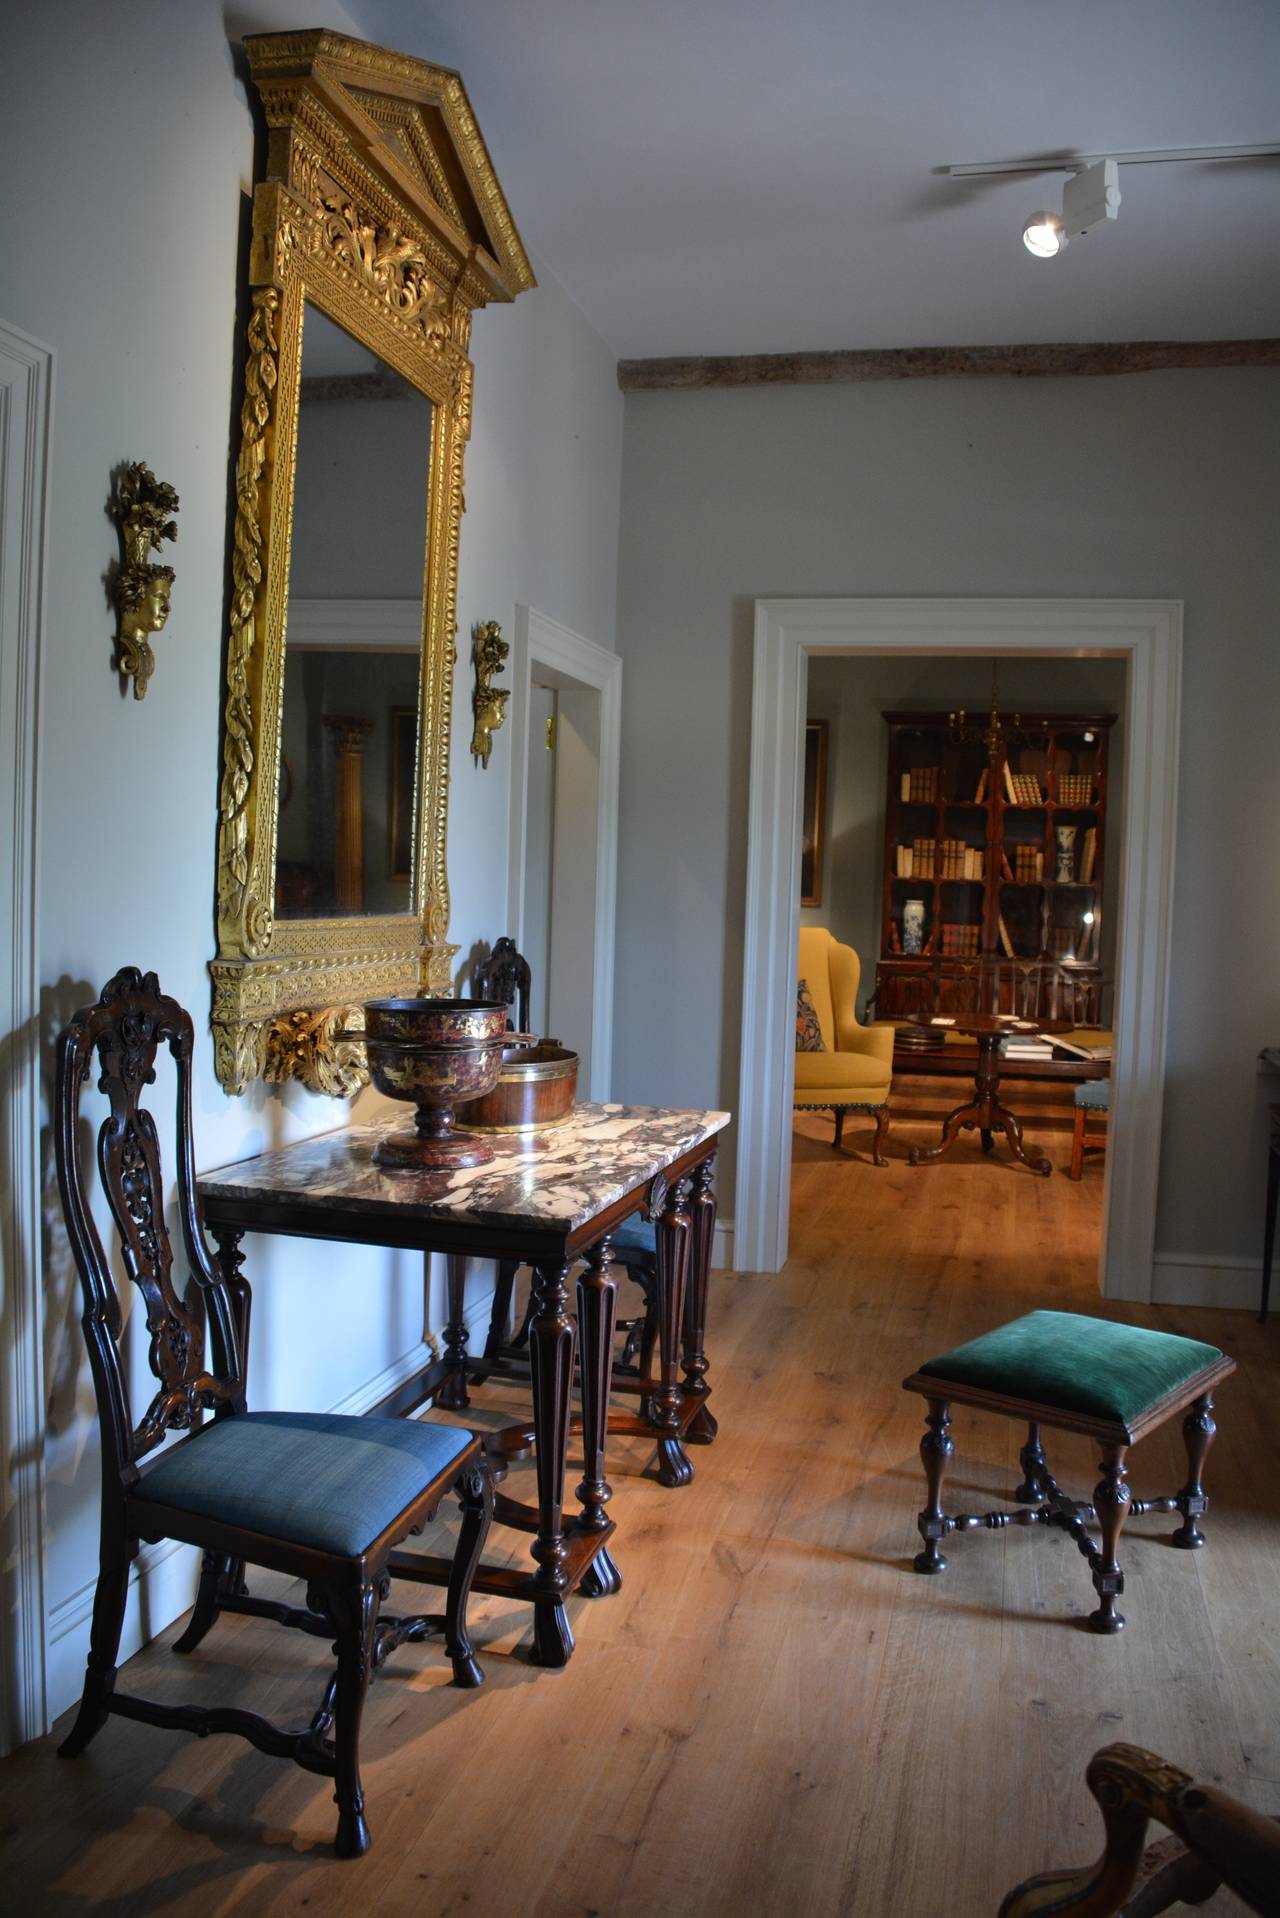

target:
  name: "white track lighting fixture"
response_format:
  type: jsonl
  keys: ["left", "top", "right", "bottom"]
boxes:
{"left": 1022, "top": 159, "right": 1121, "bottom": 259}
{"left": 948, "top": 142, "right": 1280, "bottom": 262}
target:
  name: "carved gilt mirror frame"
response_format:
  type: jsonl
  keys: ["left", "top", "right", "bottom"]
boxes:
{"left": 211, "top": 31, "right": 533, "bottom": 1095}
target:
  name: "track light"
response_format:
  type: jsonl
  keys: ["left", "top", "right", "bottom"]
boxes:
{"left": 1023, "top": 211, "right": 1067, "bottom": 258}
{"left": 1024, "top": 159, "right": 1121, "bottom": 260}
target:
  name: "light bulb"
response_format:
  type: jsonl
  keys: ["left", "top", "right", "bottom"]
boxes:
{"left": 1083, "top": 910, "right": 1095, "bottom": 925}
{"left": 1023, "top": 211, "right": 1067, "bottom": 258}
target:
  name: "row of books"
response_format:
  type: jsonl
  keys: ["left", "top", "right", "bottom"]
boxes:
{"left": 939, "top": 923, "right": 981, "bottom": 956}
{"left": 1003, "top": 763, "right": 1044, "bottom": 806}
{"left": 895, "top": 840, "right": 985, "bottom": 879}
{"left": 900, "top": 766, "right": 940, "bottom": 803}
{"left": 1000, "top": 848, "right": 1044, "bottom": 883}
{"left": 1057, "top": 772, "right": 1094, "bottom": 806}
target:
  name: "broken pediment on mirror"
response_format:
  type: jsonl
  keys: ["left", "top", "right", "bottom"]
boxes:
{"left": 210, "top": 30, "right": 534, "bottom": 1095}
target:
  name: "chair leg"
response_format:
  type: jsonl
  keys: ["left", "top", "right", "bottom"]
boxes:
{"left": 1171, "top": 1393, "right": 1216, "bottom": 1549}
{"left": 59, "top": 1530, "right": 135, "bottom": 1758}
{"left": 913, "top": 1398, "right": 952, "bottom": 1574}
{"left": 446, "top": 1461, "right": 493, "bottom": 1687}
{"left": 1089, "top": 1443, "right": 1131, "bottom": 1634}
{"left": 832, "top": 1107, "right": 844, "bottom": 1149}
{"left": 1070, "top": 1103, "right": 1086, "bottom": 1180}
{"left": 871, "top": 1105, "right": 890, "bottom": 1166}
{"left": 173, "top": 1548, "right": 232, "bottom": 1655}
{"left": 330, "top": 1579, "right": 381, "bottom": 1858}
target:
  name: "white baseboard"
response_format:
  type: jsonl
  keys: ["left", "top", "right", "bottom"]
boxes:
{"left": 713, "top": 1220, "right": 735, "bottom": 1271}
{"left": 43, "top": 1335, "right": 446, "bottom": 1726}
{"left": 1150, "top": 1253, "right": 1264, "bottom": 1313}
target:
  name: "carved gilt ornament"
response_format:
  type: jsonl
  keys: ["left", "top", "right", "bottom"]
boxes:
{"left": 210, "top": 30, "right": 533, "bottom": 1094}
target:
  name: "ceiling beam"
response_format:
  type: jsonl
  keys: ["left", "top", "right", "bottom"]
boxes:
{"left": 617, "top": 338, "right": 1280, "bottom": 392}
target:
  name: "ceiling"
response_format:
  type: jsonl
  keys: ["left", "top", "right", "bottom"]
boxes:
{"left": 357, "top": 0, "right": 1280, "bottom": 360}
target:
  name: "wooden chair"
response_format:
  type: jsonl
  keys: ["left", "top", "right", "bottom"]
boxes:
{"left": 473, "top": 934, "right": 532, "bottom": 1032}
{"left": 54, "top": 967, "right": 494, "bottom": 1858}
{"left": 903, "top": 1310, "right": 1234, "bottom": 1633}
{"left": 999, "top": 1741, "right": 1280, "bottom": 1916}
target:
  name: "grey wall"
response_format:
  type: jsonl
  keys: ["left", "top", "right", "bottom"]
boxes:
{"left": 802, "top": 655, "right": 1127, "bottom": 991}
{"left": 0, "top": 0, "right": 623, "bottom": 1711}
{"left": 613, "top": 369, "right": 1280, "bottom": 1263}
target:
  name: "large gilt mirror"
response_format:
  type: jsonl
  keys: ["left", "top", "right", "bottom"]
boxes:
{"left": 210, "top": 30, "right": 533, "bottom": 1094}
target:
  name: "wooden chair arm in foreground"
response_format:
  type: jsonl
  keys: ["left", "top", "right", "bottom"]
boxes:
{"left": 999, "top": 1741, "right": 1280, "bottom": 1917}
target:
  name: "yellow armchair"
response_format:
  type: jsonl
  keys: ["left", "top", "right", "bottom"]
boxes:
{"left": 795, "top": 928, "right": 894, "bottom": 1162}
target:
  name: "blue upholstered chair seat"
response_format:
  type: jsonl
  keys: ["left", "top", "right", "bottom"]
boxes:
{"left": 611, "top": 1214, "right": 657, "bottom": 1255}
{"left": 136, "top": 1411, "right": 474, "bottom": 1558}
{"left": 1074, "top": 1078, "right": 1111, "bottom": 1110}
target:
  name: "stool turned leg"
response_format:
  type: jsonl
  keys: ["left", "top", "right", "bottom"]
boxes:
{"left": 1014, "top": 1422, "right": 1051, "bottom": 1503}
{"left": 1089, "top": 1443, "right": 1131, "bottom": 1634}
{"left": 914, "top": 1398, "right": 953, "bottom": 1574}
{"left": 1171, "top": 1393, "right": 1216, "bottom": 1549}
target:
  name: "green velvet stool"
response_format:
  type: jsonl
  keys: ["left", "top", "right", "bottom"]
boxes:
{"left": 903, "top": 1311, "right": 1235, "bottom": 1632}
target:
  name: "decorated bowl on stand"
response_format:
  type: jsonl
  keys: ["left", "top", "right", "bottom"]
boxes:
{"left": 364, "top": 998, "right": 510, "bottom": 1171}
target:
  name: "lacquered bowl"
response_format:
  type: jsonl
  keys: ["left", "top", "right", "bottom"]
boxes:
{"left": 456, "top": 1043, "right": 579, "bottom": 1134}
{"left": 365, "top": 998, "right": 510, "bottom": 1171}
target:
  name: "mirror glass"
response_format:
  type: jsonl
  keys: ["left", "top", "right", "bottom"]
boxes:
{"left": 275, "top": 303, "right": 433, "bottom": 920}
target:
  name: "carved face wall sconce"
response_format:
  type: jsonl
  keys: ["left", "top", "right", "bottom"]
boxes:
{"left": 112, "top": 461, "right": 179, "bottom": 700}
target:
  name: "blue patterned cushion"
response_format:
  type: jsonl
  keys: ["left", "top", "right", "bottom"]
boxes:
{"left": 135, "top": 1412, "right": 473, "bottom": 1558}
{"left": 1074, "top": 1078, "right": 1111, "bottom": 1110}
{"left": 611, "top": 1215, "right": 657, "bottom": 1255}
{"left": 796, "top": 979, "right": 826, "bottom": 1052}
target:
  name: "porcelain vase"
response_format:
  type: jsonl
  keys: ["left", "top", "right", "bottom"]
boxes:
{"left": 1054, "top": 824, "right": 1078, "bottom": 884}
{"left": 903, "top": 897, "right": 926, "bottom": 954}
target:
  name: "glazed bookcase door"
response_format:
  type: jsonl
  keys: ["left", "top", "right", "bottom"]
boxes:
{"left": 874, "top": 711, "right": 1114, "bottom": 1025}
{"left": 209, "top": 30, "right": 535, "bottom": 1095}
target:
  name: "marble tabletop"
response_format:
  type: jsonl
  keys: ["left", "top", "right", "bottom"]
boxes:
{"left": 198, "top": 1102, "right": 730, "bottom": 1235}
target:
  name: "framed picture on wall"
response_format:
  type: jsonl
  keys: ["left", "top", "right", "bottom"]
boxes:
{"left": 388, "top": 706, "right": 416, "bottom": 881}
{"left": 800, "top": 719, "right": 828, "bottom": 906}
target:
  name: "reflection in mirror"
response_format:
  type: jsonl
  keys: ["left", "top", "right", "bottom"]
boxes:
{"left": 275, "top": 303, "right": 432, "bottom": 920}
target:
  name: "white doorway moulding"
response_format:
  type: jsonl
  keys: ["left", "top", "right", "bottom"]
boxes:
{"left": 506, "top": 605, "right": 621, "bottom": 1102}
{"left": 735, "top": 597, "right": 1183, "bottom": 1300}
{"left": 0, "top": 318, "right": 53, "bottom": 1753}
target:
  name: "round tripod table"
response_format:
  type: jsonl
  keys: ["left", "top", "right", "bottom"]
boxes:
{"left": 905, "top": 1014, "right": 1070, "bottom": 1176}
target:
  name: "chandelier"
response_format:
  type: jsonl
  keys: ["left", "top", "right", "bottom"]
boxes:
{"left": 948, "top": 659, "right": 1020, "bottom": 764}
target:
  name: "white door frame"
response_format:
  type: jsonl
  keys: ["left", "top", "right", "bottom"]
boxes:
{"left": 735, "top": 597, "right": 1182, "bottom": 1298}
{"left": 507, "top": 606, "right": 621, "bottom": 1100}
{"left": 0, "top": 319, "right": 53, "bottom": 1752}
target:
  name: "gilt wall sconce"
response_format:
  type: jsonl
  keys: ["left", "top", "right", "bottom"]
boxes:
{"left": 471, "top": 619, "right": 510, "bottom": 766}
{"left": 112, "top": 461, "right": 178, "bottom": 699}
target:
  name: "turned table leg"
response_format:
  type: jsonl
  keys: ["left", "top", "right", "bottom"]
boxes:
{"left": 575, "top": 1236, "right": 622, "bottom": 1597}
{"left": 682, "top": 1153, "right": 719, "bottom": 1444}
{"left": 527, "top": 1260, "right": 577, "bottom": 1666}
{"left": 436, "top": 1252, "right": 471, "bottom": 1411}
{"left": 650, "top": 1174, "right": 694, "bottom": 1486}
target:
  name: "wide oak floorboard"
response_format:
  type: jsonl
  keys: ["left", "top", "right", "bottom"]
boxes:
{"left": 4, "top": 1090, "right": 1276, "bottom": 1915}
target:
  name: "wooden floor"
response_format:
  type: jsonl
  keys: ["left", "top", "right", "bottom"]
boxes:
{"left": 5, "top": 1086, "right": 1277, "bottom": 1915}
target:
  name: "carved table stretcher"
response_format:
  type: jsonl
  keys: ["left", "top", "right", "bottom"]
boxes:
{"left": 198, "top": 1102, "right": 729, "bottom": 1668}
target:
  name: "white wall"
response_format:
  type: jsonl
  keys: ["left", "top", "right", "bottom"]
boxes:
{"left": 612, "top": 370, "right": 1280, "bottom": 1270}
{"left": 802, "top": 654, "right": 1127, "bottom": 991}
{"left": 0, "top": 0, "right": 622, "bottom": 1721}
